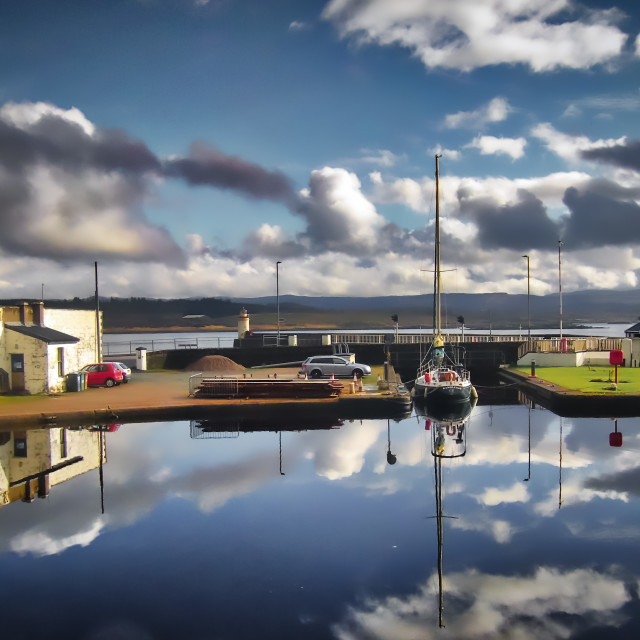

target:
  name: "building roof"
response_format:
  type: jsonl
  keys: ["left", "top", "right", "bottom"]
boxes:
{"left": 5, "top": 324, "right": 80, "bottom": 344}
{"left": 625, "top": 322, "right": 640, "bottom": 334}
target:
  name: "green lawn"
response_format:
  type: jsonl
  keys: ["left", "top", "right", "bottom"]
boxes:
{"left": 515, "top": 365, "right": 640, "bottom": 394}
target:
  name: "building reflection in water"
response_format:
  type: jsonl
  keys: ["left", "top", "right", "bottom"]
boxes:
{"left": 0, "top": 426, "right": 108, "bottom": 508}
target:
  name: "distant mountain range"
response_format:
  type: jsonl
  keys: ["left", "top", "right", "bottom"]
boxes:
{"left": 231, "top": 289, "right": 639, "bottom": 329}
{"left": 3, "top": 289, "right": 638, "bottom": 330}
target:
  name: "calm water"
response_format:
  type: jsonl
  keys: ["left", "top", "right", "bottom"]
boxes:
{"left": 2, "top": 395, "right": 640, "bottom": 639}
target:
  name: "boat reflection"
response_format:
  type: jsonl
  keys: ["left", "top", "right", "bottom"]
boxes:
{"left": 422, "top": 397, "right": 475, "bottom": 628}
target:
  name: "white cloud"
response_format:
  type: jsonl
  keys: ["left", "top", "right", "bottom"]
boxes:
{"left": 430, "top": 145, "right": 461, "bottom": 161}
{"left": 333, "top": 566, "right": 629, "bottom": 639}
{"left": 323, "top": 0, "right": 628, "bottom": 72}
{"left": 296, "top": 167, "right": 388, "bottom": 253}
{"left": 289, "top": 20, "right": 310, "bottom": 31}
{"left": 444, "top": 97, "right": 511, "bottom": 130}
{"left": 360, "top": 149, "right": 401, "bottom": 167}
{"left": 10, "top": 520, "right": 104, "bottom": 557}
{"left": 0, "top": 101, "right": 96, "bottom": 136}
{"left": 371, "top": 169, "right": 591, "bottom": 216}
{"left": 466, "top": 135, "right": 527, "bottom": 159}
{"left": 531, "top": 122, "right": 627, "bottom": 164}
{"left": 562, "top": 104, "right": 582, "bottom": 118}
{"left": 474, "top": 481, "right": 530, "bottom": 506}
{"left": 307, "top": 422, "right": 383, "bottom": 480}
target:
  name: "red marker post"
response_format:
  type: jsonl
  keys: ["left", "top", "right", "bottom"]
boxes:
{"left": 610, "top": 349, "right": 623, "bottom": 385}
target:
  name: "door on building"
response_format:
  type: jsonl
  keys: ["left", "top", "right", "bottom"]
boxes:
{"left": 10, "top": 354, "right": 25, "bottom": 393}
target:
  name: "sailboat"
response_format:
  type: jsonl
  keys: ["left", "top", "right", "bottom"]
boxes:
{"left": 413, "top": 155, "right": 476, "bottom": 405}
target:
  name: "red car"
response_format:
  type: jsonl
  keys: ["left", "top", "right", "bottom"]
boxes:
{"left": 80, "top": 362, "right": 124, "bottom": 387}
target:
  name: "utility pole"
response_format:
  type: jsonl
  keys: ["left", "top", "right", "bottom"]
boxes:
{"left": 522, "top": 255, "right": 531, "bottom": 340}
{"left": 558, "top": 240, "right": 563, "bottom": 339}
{"left": 276, "top": 261, "right": 282, "bottom": 346}
{"left": 95, "top": 261, "right": 101, "bottom": 362}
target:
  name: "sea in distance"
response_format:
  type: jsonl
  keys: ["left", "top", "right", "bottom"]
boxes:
{"left": 3, "top": 322, "right": 638, "bottom": 638}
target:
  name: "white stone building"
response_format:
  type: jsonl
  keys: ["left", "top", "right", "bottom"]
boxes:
{"left": 0, "top": 302, "right": 101, "bottom": 394}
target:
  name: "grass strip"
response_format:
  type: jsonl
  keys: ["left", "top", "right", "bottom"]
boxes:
{"left": 515, "top": 365, "right": 640, "bottom": 394}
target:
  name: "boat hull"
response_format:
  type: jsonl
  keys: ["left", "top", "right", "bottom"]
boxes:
{"left": 412, "top": 380, "right": 474, "bottom": 405}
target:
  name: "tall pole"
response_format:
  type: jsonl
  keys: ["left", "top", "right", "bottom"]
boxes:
{"left": 435, "top": 154, "right": 441, "bottom": 337}
{"left": 276, "top": 260, "right": 282, "bottom": 346}
{"left": 94, "top": 261, "right": 102, "bottom": 362}
{"left": 522, "top": 255, "right": 530, "bottom": 340}
{"left": 558, "top": 240, "right": 563, "bottom": 339}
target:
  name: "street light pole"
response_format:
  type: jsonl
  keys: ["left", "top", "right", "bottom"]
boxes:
{"left": 276, "top": 260, "right": 282, "bottom": 346}
{"left": 558, "top": 240, "right": 563, "bottom": 340}
{"left": 522, "top": 254, "right": 530, "bottom": 340}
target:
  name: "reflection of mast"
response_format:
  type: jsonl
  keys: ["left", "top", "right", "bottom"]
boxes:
{"left": 99, "top": 431, "right": 105, "bottom": 514}
{"left": 279, "top": 431, "right": 285, "bottom": 476}
{"left": 558, "top": 417, "right": 563, "bottom": 510}
{"left": 524, "top": 405, "right": 531, "bottom": 482}
{"left": 433, "top": 453, "right": 446, "bottom": 628}
{"left": 427, "top": 399, "right": 473, "bottom": 629}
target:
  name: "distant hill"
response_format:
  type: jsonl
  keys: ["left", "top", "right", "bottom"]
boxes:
{"left": 231, "top": 290, "right": 639, "bottom": 329}
{"left": 2, "top": 289, "right": 637, "bottom": 331}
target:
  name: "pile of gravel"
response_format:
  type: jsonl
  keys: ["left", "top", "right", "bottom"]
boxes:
{"left": 184, "top": 355, "right": 246, "bottom": 373}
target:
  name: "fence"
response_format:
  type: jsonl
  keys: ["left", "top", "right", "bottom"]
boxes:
{"left": 516, "top": 337, "right": 623, "bottom": 360}
{"left": 103, "top": 335, "right": 236, "bottom": 356}
{"left": 104, "top": 331, "right": 623, "bottom": 357}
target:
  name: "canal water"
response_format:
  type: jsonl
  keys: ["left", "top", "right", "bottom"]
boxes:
{"left": 2, "top": 394, "right": 639, "bottom": 639}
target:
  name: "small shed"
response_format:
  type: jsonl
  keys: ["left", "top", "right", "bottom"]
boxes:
{"left": 624, "top": 322, "right": 640, "bottom": 339}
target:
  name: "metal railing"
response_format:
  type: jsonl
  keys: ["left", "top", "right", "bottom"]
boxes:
{"left": 516, "top": 337, "right": 623, "bottom": 360}
{"left": 103, "top": 331, "right": 623, "bottom": 357}
{"left": 103, "top": 335, "right": 236, "bottom": 356}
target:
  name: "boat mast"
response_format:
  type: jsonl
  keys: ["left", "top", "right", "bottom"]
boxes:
{"left": 435, "top": 155, "right": 442, "bottom": 338}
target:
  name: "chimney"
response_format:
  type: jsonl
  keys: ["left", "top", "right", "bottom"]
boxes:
{"left": 32, "top": 301, "right": 45, "bottom": 326}
{"left": 19, "top": 302, "right": 28, "bottom": 324}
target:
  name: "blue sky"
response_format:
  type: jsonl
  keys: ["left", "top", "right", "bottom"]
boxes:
{"left": 1, "top": 0, "right": 639, "bottom": 300}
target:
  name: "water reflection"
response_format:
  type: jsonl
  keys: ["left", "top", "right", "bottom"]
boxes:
{"left": 424, "top": 399, "right": 474, "bottom": 628}
{"left": 1, "top": 398, "right": 639, "bottom": 638}
{"left": 0, "top": 427, "right": 106, "bottom": 507}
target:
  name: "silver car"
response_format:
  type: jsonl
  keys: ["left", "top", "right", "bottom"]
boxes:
{"left": 299, "top": 355, "right": 371, "bottom": 379}
{"left": 108, "top": 361, "right": 131, "bottom": 383}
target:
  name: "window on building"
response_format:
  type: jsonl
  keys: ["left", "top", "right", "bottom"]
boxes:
{"left": 14, "top": 432, "right": 27, "bottom": 457}
{"left": 57, "top": 347, "right": 64, "bottom": 377}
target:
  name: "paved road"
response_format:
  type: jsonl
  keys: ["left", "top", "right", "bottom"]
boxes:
{"left": 0, "top": 367, "right": 306, "bottom": 428}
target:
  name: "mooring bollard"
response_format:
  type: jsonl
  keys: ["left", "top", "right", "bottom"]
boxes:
{"left": 530, "top": 360, "right": 536, "bottom": 377}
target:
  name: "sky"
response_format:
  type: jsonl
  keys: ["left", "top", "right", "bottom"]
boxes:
{"left": 0, "top": 0, "right": 639, "bottom": 301}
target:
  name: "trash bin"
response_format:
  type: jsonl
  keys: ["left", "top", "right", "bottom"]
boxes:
{"left": 66, "top": 372, "right": 80, "bottom": 392}
{"left": 135, "top": 347, "right": 147, "bottom": 371}
{"left": 79, "top": 371, "right": 87, "bottom": 390}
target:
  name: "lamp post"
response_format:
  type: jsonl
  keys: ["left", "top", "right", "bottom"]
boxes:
{"left": 276, "top": 260, "right": 282, "bottom": 346}
{"left": 522, "top": 254, "right": 530, "bottom": 340}
{"left": 558, "top": 240, "right": 563, "bottom": 340}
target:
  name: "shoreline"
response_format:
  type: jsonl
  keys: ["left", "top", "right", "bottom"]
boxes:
{"left": 0, "top": 369, "right": 412, "bottom": 429}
